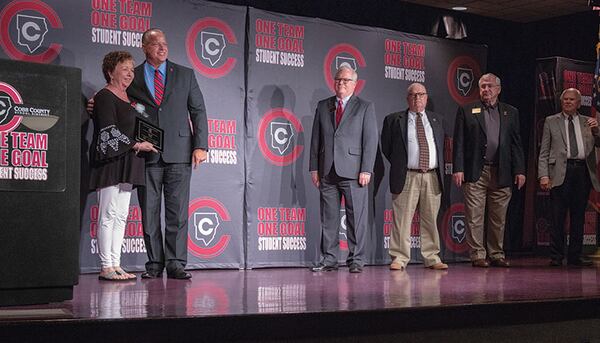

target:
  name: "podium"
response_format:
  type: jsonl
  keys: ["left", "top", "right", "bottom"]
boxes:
{"left": 0, "top": 59, "right": 81, "bottom": 306}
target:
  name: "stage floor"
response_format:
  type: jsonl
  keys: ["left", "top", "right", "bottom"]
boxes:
{"left": 2, "top": 256, "right": 600, "bottom": 320}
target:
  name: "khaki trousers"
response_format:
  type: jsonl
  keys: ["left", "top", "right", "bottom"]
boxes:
{"left": 389, "top": 170, "right": 442, "bottom": 268}
{"left": 463, "top": 165, "right": 512, "bottom": 261}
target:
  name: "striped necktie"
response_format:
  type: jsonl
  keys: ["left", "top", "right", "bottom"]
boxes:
{"left": 154, "top": 69, "right": 164, "bottom": 105}
{"left": 416, "top": 112, "right": 429, "bottom": 172}
{"left": 335, "top": 99, "right": 343, "bottom": 127}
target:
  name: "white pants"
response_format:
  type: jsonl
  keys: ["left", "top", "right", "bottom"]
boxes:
{"left": 97, "top": 183, "right": 133, "bottom": 268}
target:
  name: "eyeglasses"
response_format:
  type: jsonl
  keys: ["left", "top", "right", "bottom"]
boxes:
{"left": 334, "top": 78, "right": 355, "bottom": 84}
{"left": 408, "top": 92, "right": 427, "bottom": 98}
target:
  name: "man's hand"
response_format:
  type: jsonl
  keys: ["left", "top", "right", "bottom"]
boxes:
{"left": 311, "top": 171, "right": 320, "bottom": 188}
{"left": 514, "top": 174, "right": 526, "bottom": 190}
{"left": 358, "top": 172, "right": 371, "bottom": 187}
{"left": 86, "top": 97, "right": 95, "bottom": 116}
{"left": 539, "top": 176, "right": 551, "bottom": 191}
{"left": 192, "top": 148, "right": 207, "bottom": 169}
{"left": 453, "top": 172, "right": 464, "bottom": 188}
{"left": 134, "top": 141, "right": 158, "bottom": 154}
{"left": 587, "top": 117, "right": 599, "bottom": 135}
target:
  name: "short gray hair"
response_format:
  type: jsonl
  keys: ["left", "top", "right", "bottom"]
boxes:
{"left": 479, "top": 73, "right": 501, "bottom": 87}
{"left": 335, "top": 65, "right": 358, "bottom": 81}
{"left": 560, "top": 88, "right": 581, "bottom": 102}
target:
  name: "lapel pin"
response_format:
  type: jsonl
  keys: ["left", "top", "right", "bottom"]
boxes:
{"left": 472, "top": 108, "right": 481, "bottom": 114}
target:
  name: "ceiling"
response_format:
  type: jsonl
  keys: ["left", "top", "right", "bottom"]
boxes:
{"left": 401, "top": 0, "right": 593, "bottom": 23}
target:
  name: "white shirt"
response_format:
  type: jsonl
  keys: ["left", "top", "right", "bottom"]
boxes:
{"left": 336, "top": 94, "right": 352, "bottom": 112}
{"left": 563, "top": 112, "right": 585, "bottom": 160}
{"left": 407, "top": 110, "right": 437, "bottom": 170}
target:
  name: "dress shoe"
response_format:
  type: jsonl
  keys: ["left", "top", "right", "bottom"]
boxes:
{"left": 427, "top": 262, "right": 449, "bottom": 270}
{"left": 349, "top": 264, "right": 363, "bottom": 273}
{"left": 471, "top": 259, "right": 489, "bottom": 268}
{"left": 490, "top": 258, "right": 510, "bottom": 268}
{"left": 311, "top": 264, "right": 338, "bottom": 272}
{"left": 389, "top": 261, "right": 405, "bottom": 271}
{"left": 549, "top": 259, "right": 562, "bottom": 267}
{"left": 567, "top": 258, "right": 593, "bottom": 267}
{"left": 167, "top": 269, "right": 192, "bottom": 279}
{"left": 141, "top": 271, "right": 163, "bottom": 279}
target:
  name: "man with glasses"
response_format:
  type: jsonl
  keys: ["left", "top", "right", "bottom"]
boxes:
{"left": 309, "top": 66, "right": 378, "bottom": 273}
{"left": 381, "top": 83, "right": 448, "bottom": 271}
{"left": 538, "top": 88, "right": 600, "bottom": 267}
{"left": 453, "top": 73, "right": 525, "bottom": 268}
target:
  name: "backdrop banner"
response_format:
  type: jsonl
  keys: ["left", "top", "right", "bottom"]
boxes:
{"left": 0, "top": 0, "right": 488, "bottom": 271}
{"left": 526, "top": 57, "right": 597, "bottom": 250}
{"left": 245, "top": 7, "right": 487, "bottom": 267}
{"left": 0, "top": 0, "right": 246, "bottom": 271}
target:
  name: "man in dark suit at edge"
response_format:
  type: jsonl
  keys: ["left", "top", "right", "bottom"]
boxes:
{"left": 452, "top": 73, "right": 525, "bottom": 268}
{"left": 309, "top": 65, "right": 378, "bottom": 273}
{"left": 128, "top": 28, "right": 208, "bottom": 280}
{"left": 381, "top": 83, "right": 448, "bottom": 271}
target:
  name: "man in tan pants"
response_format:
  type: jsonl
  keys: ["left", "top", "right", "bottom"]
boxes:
{"left": 381, "top": 83, "right": 448, "bottom": 271}
{"left": 452, "top": 73, "right": 526, "bottom": 268}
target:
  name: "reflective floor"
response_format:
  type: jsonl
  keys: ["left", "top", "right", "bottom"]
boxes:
{"left": 3, "top": 257, "right": 600, "bottom": 320}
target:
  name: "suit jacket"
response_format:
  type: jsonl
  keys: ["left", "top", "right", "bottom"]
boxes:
{"left": 128, "top": 60, "right": 208, "bottom": 164}
{"left": 452, "top": 100, "right": 525, "bottom": 188}
{"left": 381, "top": 109, "right": 445, "bottom": 194}
{"left": 538, "top": 112, "right": 600, "bottom": 191}
{"left": 309, "top": 95, "right": 378, "bottom": 179}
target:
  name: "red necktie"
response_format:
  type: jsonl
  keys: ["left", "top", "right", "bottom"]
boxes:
{"left": 416, "top": 112, "right": 429, "bottom": 172}
{"left": 154, "top": 69, "right": 164, "bottom": 105}
{"left": 335, "top": 99, "right": 343, "bottom": 127}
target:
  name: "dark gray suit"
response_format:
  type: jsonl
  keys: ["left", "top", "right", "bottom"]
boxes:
{"left": 128, "top": 60, "right": 208, "bottom": 274}
{"left": 309, "top": 95, "right": 378, "bottom": 267}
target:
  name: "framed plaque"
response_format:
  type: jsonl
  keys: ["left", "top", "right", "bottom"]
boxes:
{"left": 135, "top": 117, "right": 164, "bottom": 152}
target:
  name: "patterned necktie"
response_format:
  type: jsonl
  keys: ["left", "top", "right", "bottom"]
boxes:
{"left": 568, "top": 115, "right": 578, "bottom": 158}
{"left": 154, "top": 69, "right": 164, "bottom": 105}
{"left": 416, "top": 112, "right": 429, "bottom": 172}
{"left": 335, "top": 99, "right": 343, "bottom": 128}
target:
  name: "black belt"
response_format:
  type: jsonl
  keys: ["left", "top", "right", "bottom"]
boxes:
{"left": 567, "top": 159, "right": 586, "bottom": 166}
{"left": 408, "top": 169, "right": 435, "bottom": 173}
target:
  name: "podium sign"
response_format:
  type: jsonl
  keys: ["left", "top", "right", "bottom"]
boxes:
{"left": 0, "top": 59, "right": 80, "bottom": 305}
{"left": 0, "top": 72, "right": 67, "bottom": 192}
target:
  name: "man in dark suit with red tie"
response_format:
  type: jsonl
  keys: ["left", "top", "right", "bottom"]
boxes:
{"left": 127, "top": 28, "right": 208, "bottom": 280}
{"left": 453, "top": 73, "right": 525, "bottom": 268}
{"left": 381, "top": 83, "right": 448, "bottom": 271}
{"left": 309, "top": 66, "right": 378, "bottom": 273}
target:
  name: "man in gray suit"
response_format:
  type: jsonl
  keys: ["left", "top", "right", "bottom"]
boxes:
{"left": 309, "top": 66, "right": 378, "bottom": 273}
{"left": 538, "top": 88, "right": 600, "bottom": 267}
{"left": 128, "top": 28, "right": 208, "bottom": 279}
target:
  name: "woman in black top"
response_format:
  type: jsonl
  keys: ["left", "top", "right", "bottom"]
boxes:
{"left": 90, "top": 51, "right": 156, "bottom": 281}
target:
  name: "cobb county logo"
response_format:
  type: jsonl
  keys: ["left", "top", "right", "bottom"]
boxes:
{"left": 188, "top": 197, "right": 232, "bottom": 259}
{"left": 441, "top": 203, "right": 469, "bottom": 254}
{"left": 0, "top": 0, "right": 62, "bottom": 63}
{"left": 258, "top": 108, "right": 303, "bottom": 166}
{"left": 0, "top": 95, "right": 13, "bottom": 125}
{"left": 0, "top": 82, "right": 22, "bottom": 132}
{"left": 339, "top": 200, "right": 348, "bottom": 251}
{"left": 446, "top": 55, "right": 481, "bottom": 105}
{"left": 0, "top": 82, "right": 57, "bottom": 132}
{"left": 323, "top": 43, "right": 366, "bottom": 95}
{"left": 186, "top": 17, "right": 237, "bottom": 79}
